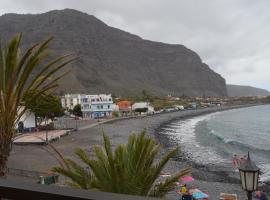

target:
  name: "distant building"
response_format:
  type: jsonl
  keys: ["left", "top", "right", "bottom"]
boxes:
{"left": 190, "top": 102, "right": 197, "bottom": 109}
{"left": 117, "top": 100, "right": 132, "bottom": 113}
{"left": 81, "top": 94, "right": 116, "bottom": 119}
{"left": 16, "top": 107, "right": 36, "bottom": 132}
{"left": 132, "top": 102, "right": 154, "bottom": 114}
{"left": 61, "top": 94, "right": 83, "bottom": 110}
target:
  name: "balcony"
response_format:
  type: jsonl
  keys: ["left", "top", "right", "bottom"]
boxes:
{"left": 0, "top": 179, "right": 157, "bottom": 200}
{"left": 91, "top": 101, "right": 113, "bottom": 105}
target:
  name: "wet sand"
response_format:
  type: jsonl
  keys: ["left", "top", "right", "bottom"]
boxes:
{"left": 8, "top": 105, "right": 253, "bottom": 199}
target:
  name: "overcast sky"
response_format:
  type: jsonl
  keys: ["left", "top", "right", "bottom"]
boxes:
{"left": 1, "top": 0, "right": 270, "bottom": 90}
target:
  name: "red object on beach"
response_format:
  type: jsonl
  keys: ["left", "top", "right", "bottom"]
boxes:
{"left": 181, "top": 175, "right": 195, "bottom": 183}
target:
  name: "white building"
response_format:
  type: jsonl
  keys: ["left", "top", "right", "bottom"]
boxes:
{"left": 16, "top": 107, "right": 36, "bottom": 132}
{"left": 132, "top": 102, "right": 154, "bottom": 113}
{"left": 61, "top": 94, "right": 83, "bottom": 110}
{"left": 81, "top": 94, "right": 116, "bottom": 119}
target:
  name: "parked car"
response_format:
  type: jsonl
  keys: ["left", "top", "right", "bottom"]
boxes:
{"left": 175, "top": 105, "right": 185, "bottom": 110}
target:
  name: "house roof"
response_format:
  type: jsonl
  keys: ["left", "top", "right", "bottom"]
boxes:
{"left": 117, "top": 101, "right": 132, "bottom": 107}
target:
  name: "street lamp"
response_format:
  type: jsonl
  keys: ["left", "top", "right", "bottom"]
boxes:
{"left": 238, "top": 152, "right": 260, "bottom": 200}
{"left": 45, "top": 116, "right": 48, "bottom": 144}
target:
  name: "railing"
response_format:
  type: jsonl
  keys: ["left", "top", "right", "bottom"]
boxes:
{"left": 0, "top": 179, "right": 157, "bottom": 200}
{"left": 7, "top": 167, "right": 47, "bottom": 179}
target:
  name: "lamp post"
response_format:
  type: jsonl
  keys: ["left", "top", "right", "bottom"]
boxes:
{"left": 45, "top": 116, "right": 48, "bottom": 144}
{"left": 238, "top": 152, "right": 260, "bottom": 200}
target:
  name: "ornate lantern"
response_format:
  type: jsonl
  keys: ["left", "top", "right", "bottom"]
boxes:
{"left": 238, "top": 152, "right": 260, "bottom": 200}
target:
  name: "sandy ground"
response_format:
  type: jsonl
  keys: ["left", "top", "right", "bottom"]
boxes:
{"left": 8, "top": 106, "right": 253, "bottom": 199}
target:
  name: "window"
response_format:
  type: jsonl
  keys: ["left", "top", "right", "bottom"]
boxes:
{"left": 92, "top": 99, "right": 95, "bottom": 102}
{"left": 101, "top": 105, "right": 103, "bottom": 109}
{"left": 97, "top": 105, "right": 100, "bottom": 109}
{"left": 82, "top": 98, "right": 88, "bottom": 103}
{"left": 109, "top": 98, "right": 112, "bottom": 101}
{"left": 97, "top": 98, "right": 99, "bottom": 101}
{"left": 108, "top": 105, "right": 110, "bottom": 109}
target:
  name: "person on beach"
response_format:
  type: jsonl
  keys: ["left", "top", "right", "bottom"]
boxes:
{"left": 232, "top": 154, "right": 248, "bottom": 169}
{"left": 181, "top": 184, "right": 188, "bottom": 194}
{"left": 232, "top": 154, "right": 238, "bottom": 168}
{"left": 181, "top": 187, "right": 193, "bottom": 200}
{"left": 239, "top": 155, "right": 248, "bottom": 165}
{"left": 255, "top": 190, "right": 269, "bottom": 200}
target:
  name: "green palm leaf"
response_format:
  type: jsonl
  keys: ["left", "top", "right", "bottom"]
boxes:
{"left": 0, "top": 34, "right": 74, "bottom": 176}
{"left": 53, "top": 130, "right": 191, "bottom": 197}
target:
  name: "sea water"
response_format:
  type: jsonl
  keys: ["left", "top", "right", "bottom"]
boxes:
{"left": 160, "top": 105, "right": 270, "bottom": 182}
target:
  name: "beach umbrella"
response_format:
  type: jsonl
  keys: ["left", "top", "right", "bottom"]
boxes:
{"left": 192, "top": 191, "right": 208, "bottom": 199}
{"left": 181, "top": 175, "right": 194, "bottom": 183}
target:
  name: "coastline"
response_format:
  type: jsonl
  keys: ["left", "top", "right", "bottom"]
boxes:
{"left": 8, "top": 104, "right": 261, "bottom": 199}
{"left": 150, "top": 105, "right": 253, "bottom": 199}
{"left": 152, "top": 104, "right": 269, "bottom": 199}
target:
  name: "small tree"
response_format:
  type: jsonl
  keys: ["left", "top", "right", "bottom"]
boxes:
{"left": 72, "top": 104, "right": 82, "bottom": 117}
{"left": 53, "top": 130, "right": 190, "bottom": 197}
{"left": 24, "top": 91, "right": 64, "bottom": 124}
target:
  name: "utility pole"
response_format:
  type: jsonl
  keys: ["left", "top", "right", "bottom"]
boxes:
{"left": 45, "top": 116, "right": 48, "bottom": 144}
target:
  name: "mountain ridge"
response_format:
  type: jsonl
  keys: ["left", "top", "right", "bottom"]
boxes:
{"left": 227, "top": 84, "right": 270, "bottom": 97}
{"left": 0, "top": 9, "right": 227, "bottom": 97}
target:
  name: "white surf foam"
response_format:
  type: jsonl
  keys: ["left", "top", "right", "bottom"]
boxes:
{"left": 259, "top": 163, "right": 270, "bottom": 182}
{"left": 163, "top": 113, "right": 227, "bottom": 165}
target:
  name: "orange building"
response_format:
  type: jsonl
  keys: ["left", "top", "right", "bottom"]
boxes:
{"left": 117, "top": 100, "right": 132, "bottom": 113}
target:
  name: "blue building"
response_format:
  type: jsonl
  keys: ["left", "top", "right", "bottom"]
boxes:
{"left": 81, "top": 94, "right": 116, "bottom": 119}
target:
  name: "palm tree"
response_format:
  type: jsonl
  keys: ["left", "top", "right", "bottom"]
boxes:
{"left": 0, "top": 34, "right": 75, "bottom": 176}
{"left": 53, "top": 130, "right": 190, "bottom": 197}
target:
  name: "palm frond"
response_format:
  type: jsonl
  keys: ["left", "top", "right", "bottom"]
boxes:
{"left": 52, "top": 158, "right": 93, "bottom": 189}
{"left": 0, "top": 34, "right": 74, "bottom": 175}
{"left": 53, "top": 130, "right": 192, "bottom": 197}
{"left": 148, "top": 167, "right": 191, "bottom": 197}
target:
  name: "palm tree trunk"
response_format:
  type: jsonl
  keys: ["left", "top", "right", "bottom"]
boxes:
{"left": 0, "top": 130, "right": 12, "bottom": 178}
{"left": 0, "top": 152, "right": 9, "bottom": 177}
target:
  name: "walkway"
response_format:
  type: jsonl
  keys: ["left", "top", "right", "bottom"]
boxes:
{"left": 13, "top": 130, "right": 69, "bottom": 144}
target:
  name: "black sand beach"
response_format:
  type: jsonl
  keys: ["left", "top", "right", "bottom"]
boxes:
{"left": 8, "top": 106, "right": 254, "bottom": 199}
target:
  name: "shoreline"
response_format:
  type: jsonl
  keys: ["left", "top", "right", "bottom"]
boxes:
{"left": 151, "top": 104, "right": 269, "bottom": 199}
{"left": 8, "top": 104, "right": 264, "bottom": 199}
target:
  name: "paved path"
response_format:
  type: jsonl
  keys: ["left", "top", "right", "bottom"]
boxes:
{"left": 13, "top": 130, "right": 69, "bottom": 144}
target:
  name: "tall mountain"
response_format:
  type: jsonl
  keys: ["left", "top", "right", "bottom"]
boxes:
{"left": 227, "top": 84, "right": 270, "bottom": 97}
{"left": 0, "top": 9, "right": 227, "bottom": 97}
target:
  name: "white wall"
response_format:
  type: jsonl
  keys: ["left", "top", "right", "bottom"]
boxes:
{"left": 132, "top": 102, "right": 154, "bottom": 113}
{"left": 16, "top": 110, "right": 36, "bottom": 129}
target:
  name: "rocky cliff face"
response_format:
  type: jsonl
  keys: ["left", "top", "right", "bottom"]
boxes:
{"left": 227, "top": 84, "right": 270, "bottom": 97}
{"left": 0, "top": 9, "right": 227, "bottom": 97}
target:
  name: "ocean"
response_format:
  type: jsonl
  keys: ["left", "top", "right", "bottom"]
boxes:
{"left": 160, "top": 105, "right": 270, "bottom": 182}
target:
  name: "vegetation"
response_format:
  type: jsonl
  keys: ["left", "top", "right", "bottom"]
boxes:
{"left": 123, "top": 90, "right": 191, "bottom": 111}
{"left": 24, "top": 91, "right": 64, "bottom": 124}
{"left": 0, "top": 34, "right": 74, "bottom": 176}
{"left": 53, "top": 130, "right": 190, "bottom": 197}
{"left": 141, "top": 89, "right": 154, "bottom": 102}
{"left": 72, "top": 104, "right": 82, "bottom": 117}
